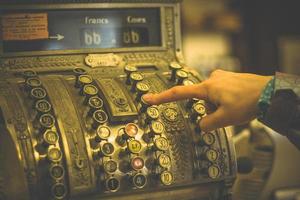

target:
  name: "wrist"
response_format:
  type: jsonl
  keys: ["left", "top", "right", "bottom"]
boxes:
{"left": 257, "top": 76, "right": 275, "bottom": 120}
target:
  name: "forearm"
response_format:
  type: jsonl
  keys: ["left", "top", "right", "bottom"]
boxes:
{"left": 258, "top": 72, "right": 300, "bottom": 149}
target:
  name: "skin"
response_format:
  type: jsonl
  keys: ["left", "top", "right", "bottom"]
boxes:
{"left": 143, "top": 70, "right": 273, "bottom": 132}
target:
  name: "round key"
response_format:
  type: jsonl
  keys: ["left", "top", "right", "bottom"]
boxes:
{"left": 149, "top": 121, "right": 165, "bottom": 137}
{"left": 131, "top": 157, "right": 145, "bottom": 171}
{"left": 88, "top": 96, "right": 104, "bottom": 116}
{"left": 30, "top": 87, "right": 47, "bottom": 100}
{"left": 136, "top": 82, "right": 150, "bottom": 100}
{"left": 47, "top": 147, "right": 62, "bottom": 162}
{"left": 160, "top": 171, "right": 173, "bottom": 186}
{"left": 124, "top": 123, "right": 139, "bottom": 139}
{"left": 25, "top": 77, "right": 42, "bottom": 89}
{"left": 103, "top": 160, "right": 118, "bottom": 174}
{"left": 162, "top": 107, "right": 178, "bottom": 122}
{"left": 169, "top": 62, "right": 182, "bottom": 81}
{"left": 76, "top": 74, "right": 93, "bottom": 88}
{"left": 132, "top": 173, "right": 147, "bottom": 189}
{"left": 130, "top": 72, "right": 144, "bottom": 91}
{"left": 95, "top": 126, "right": 111, "bottom": 142}
{"left": 51, "top": 183, "right": 67, "bottom": 199}
{"left": 158, "top": 154, "right": 171, "bottom": 168}
{"left": 127, "top": 139, "right": 142, "bottom": 154}
{"left": 39, "top": 113, "right": 55, "bottom": 129}
{"left": 73, "top": 67, "right": 87, "bottom": 76}
{"left": 207, "top": 165, "right": 220, "bottom": 179}
{"left": 105, "top": 177, "right": 120, "bottom": 192}
{"left": 82, "top": 84, "right": 98, "bottom": 97}
{"left": 22, "top": 70, "right": 37, "bottom": 78}
{"left": 154, "top": 137, "right": 169, "bottom": 151}
{"left": 205, "top": 149, "right": 219, "bottom": 162}
{"left": 43, "top": 130, "right": 59, "bottom": 146}
{"left": 49, "top": 164, "right": 65, "bottom": 180}
{"left": 130, "top": 72, "right": 144, "bottom": 82}
{"left": 124, "top": 65, "right": 137, "bottom": 84}
{"left": 92, "top": 110, "right": 108, "bottom": 128}
{"left": 201, "top": 133, "right": 215, "bottom": 146}
{"left": 191, "top": 102, "right": 206, "bottom": 121}
{"left": 88, "top": 96, "right": 103, "bottom": 110}
{"left": 176, "top": 70, "right": 188, "bottom": 85}
{"left": 101, "top": 142, "right": 115, "bottom": 157}
{"left": 35, "top": 99, "right": 52, "bottom": 114}
{"left": 146, "top": 106, "right": 160, "bottom": 122}
{"left": 193, "top": 102, "right": 206, "bottom": 116}
{"left": 140, "top": 95, "right": 151, "bottom": 112}
{"left": 73, "top": 68, "right": 87, "bottom": 87}
{"left": 183, "top": 79, "right": 195, "bottom": 86}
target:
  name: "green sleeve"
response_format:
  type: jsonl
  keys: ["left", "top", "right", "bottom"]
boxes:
{"left": 258, "top": 72, "right": 300, "bottom": 150}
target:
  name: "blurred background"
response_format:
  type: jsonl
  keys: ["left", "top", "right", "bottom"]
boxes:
{"left": 180, "top": 1, "right": 300, "bottom": 199}
{"left": 181, "top": 0, "right": 300, "bottom": 77}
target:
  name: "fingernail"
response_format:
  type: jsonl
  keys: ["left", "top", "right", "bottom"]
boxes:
{"left": 142, "top": 93, "right": 153, "bottom": 102}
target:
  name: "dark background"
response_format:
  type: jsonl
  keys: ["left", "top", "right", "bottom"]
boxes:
{"left": 181, "top": 0, "right": 300, "bottom": 76}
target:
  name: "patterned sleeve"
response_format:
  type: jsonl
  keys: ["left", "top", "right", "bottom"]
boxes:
{"left": 259, "top": 72, "right": 300, "bottom": 150}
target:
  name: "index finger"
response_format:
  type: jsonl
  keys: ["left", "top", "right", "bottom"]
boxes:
{"left": 142, "top": 83, "right": 208, "bottom": 105}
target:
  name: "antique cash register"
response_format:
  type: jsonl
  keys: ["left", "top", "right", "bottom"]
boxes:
{"left": 0, "top": 0, "right": 237, "bottom": 199}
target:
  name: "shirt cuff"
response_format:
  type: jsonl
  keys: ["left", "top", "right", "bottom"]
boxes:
{"left": 257, "top": 77, "right": 275, "bottom": 121}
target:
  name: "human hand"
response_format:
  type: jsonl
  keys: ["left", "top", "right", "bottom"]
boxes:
{"left": 143, "top": 70, "right": 272, "bottom": 132}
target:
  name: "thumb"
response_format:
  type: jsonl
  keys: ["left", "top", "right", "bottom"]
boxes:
{"left": 199, "top": 107, "right": 227, "bottom": 132}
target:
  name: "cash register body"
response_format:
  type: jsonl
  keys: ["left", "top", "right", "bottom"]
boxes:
{"left": 0, "top": 1, "right": 237, "bottom": 200}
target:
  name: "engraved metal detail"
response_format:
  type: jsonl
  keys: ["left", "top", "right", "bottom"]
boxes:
{"left": 42, "top": 78, "right": 92, "bottom": 194}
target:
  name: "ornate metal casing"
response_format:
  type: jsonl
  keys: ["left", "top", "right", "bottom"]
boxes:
{"left": 0, "top": 1, "right": 237, "bottom": 200}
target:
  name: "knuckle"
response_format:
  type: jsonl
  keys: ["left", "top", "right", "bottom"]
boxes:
{"left": 201, "top": 80, "right": 211, "bottom": 91}
{"left": 210, "top": 69, "right": 224, "bottom": 77}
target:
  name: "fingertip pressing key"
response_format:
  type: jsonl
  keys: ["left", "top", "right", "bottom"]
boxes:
{"left": 142, "top": 93, "right": 155, "bottom": 105}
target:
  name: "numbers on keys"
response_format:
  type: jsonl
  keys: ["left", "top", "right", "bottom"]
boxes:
{"left": 208, "top": 165, "right": 220, "bottom": 179}
{"left": 158, "top": 153, "right": 171, "bottom": 168}
{"left": 202, "top": 133, "right": 215, "bottom": 146}
{"left": 127, "top": 139, "right": 142, "bottom": 154}
{"left": 160, "top": 171, "right": 173, "bottom": 186}
{"left": 206, "top": 149, "right": 218, "bottom": 162}
{"left": 154, "top": 137, "right": 169, "bottom": 151}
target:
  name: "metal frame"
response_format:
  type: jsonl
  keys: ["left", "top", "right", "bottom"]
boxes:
{"left": 0, "top": 3, "right": 176, "bottom": 57}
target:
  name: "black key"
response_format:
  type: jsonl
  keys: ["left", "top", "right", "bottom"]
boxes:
{"left": 49, "top": 164, "right": 65, "bottom": 180}
{"left": 101, "top": 142, "right": 115, "bottom": 157}
{"left": 51, "top": 183, "right": 67, "bottom": 199}
{"left": 132, "top": 173, "right": 147, "bottom": 189}
{"left": 103, "top": 160, "right": 118, "bottom": 174}
{"left": 105, "top": 177, "right": 120, "bottom": 192}
{"left": 92, "top": 110, "right": 108, "bottom": 128}
{"left": 22, "top": 70, "right": 37, "bottom": 78}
